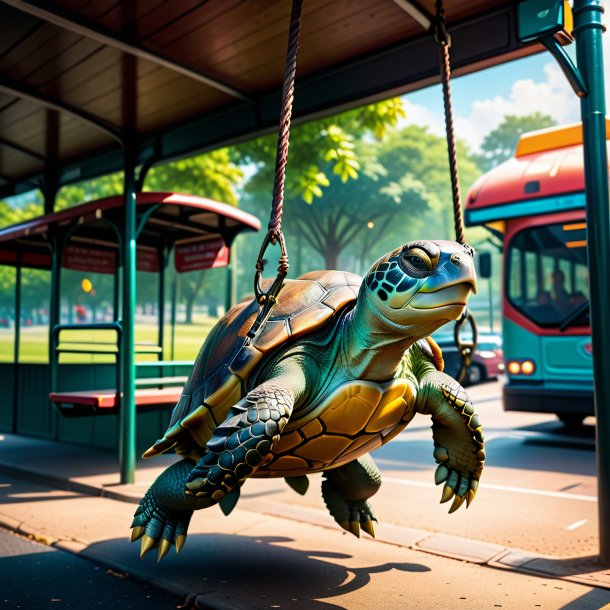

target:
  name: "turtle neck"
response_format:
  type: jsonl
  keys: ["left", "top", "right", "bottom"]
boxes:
{"left": 340, "top": 288, "right": 419, "bottom": 382}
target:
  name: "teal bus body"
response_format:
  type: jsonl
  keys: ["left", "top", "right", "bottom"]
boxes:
{"left": 466, "top": 124, "right": 597, "bottom": 423}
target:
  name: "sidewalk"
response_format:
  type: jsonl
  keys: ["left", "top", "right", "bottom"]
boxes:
{"left": 2, "top": 432, "right": 610, "bottom": 609}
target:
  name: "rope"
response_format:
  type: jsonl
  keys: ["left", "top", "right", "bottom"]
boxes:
{"left": 434, "top": 0, "right": 465, "bottom": 246}
{"left": 268, "top": 0, "right": 303, "bottom": 257}
{"left": 247, "top": 0, "right": 303, "bottom": 339}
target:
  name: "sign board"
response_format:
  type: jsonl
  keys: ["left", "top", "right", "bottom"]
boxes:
{"left": 62, "top": 245, "right": 160, "bottom": 274}
{"left": 63, "top": 245, "right": 116, "bottom": 274}
{"left": 175, "top": 237, "right": 229, "bottom": 273}
{"left": 136, "top": 248, "right": 160, "bottom": 273}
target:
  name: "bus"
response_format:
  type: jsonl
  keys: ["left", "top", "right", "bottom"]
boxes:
{"left": 465, "top": 122, "right": 602, "bottom": 426}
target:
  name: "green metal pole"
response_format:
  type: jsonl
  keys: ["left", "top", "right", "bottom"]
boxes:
{"left": 12, "top": 263, "right": 21, "bottom": 434}
{"left": 158, "top": 249, "right": 165, "bottom": 358}
{"left": 225, "top": 241, "right": 237, "bottom": 312}
{"left": 573, "top": 0, "right": 610, "bottom": 563}
{"left": 120, "top": 142, "right": 137, "bottom": 485}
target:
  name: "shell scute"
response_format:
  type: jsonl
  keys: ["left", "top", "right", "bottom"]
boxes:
{"left": 145, "top": 270, "right": 362, "bottom": 460}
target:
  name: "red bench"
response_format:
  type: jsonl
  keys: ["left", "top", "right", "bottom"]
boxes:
{"left": 50, "top": 387, "right": 183, "bottom": 412}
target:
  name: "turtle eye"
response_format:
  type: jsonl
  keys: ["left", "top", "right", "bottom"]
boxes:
{"left": 401, "top": 247, "right": 433, "bottom": 278}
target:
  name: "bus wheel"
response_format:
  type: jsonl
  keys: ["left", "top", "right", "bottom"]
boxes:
{"left": 468, "top": 364, "right": 485, "bottom": 385}
{"left": 557, "top": 413, "right": 584, "bottom": 428}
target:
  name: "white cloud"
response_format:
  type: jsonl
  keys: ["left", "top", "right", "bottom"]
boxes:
{"left": 399, "top": 98, "right": 446, "bottom": 137}
{"left": 401, "top": 36, "right": 610, "bottom": 153}
{"left": 455, "top": 62, "right": 578, "bottom": 151}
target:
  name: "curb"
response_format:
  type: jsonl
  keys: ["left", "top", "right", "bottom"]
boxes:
{"left": 2, "top": 460, "right": 610, "bottom": 594}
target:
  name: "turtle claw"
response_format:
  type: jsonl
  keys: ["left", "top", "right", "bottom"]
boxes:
{"left": 140, "top": 535, "right": 156, "bottom": 559}
{"left": 361, "top": 520, "right": 376, "bottom": 539}
{"left": 448, "top": 493, "right": 466, "bottom": 514}
{"left": 175, "top": 534, "right": 186, "bottom": 554}
{"left": 131, "top": 485, "right": 193, "bottom": 561}
{"left": 440, "top": 483, "right": 454, "bottom": 504}
{"left": 157, "top": 538, "right": 171, "bottom": 562}
{"left": 130, "top": 526, "right": 144, "bottom": 542}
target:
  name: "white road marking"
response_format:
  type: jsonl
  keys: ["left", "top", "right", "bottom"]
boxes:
{"left": 565, "top": 518, "right": 588, "bottom": 531}
{"left": 382, "top": 477, "right": 597, "bottom": 502}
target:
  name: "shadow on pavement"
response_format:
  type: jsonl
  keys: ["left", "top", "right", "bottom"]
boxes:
{"left": 87, "top": 533, "right": 431, "bottom": 609}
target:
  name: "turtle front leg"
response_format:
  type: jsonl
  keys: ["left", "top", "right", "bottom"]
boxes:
{"left": 184, "top": 380, "right": 295, "bottom": 502}
{"left": 131, "top": 460, "right": 207, "bottom": 561}
{"left": 416, "top": 371, "right": 485, "bottom": 512}
{"left": 322, "top": 454, "right": 381, "bottom": 539}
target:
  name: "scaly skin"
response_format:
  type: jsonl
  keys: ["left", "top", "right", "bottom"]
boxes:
{"left": 405, "top": 343, "right": 485, "bottom": 512}
{"left": 322, "top": 454, "right": 382, "bottom": 538}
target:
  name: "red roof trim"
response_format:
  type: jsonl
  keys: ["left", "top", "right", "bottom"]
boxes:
{"left": 0, "top": 192, "right": 261, "bottom": 244}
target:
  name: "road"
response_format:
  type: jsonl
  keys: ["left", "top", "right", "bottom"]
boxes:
{"left": 0, "top": 527, "right": 184, "bottom": 609}
{"left": 239, "top": 378, "right": 598, "bottom": 558}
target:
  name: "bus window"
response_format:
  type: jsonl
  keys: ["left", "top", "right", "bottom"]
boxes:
{"left": 507, "top": 223, "right": 589, "bottom": 328}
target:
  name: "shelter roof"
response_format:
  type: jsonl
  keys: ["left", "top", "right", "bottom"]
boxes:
{"left": 0, "top": 191, "right": 261, "bottom": 268}
{"left": 0, "top": 0, "right": 536, "bottom": 198}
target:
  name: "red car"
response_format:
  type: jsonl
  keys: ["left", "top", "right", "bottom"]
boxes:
{"left": 432, "top": 331, "right": 504, "bottom": 385}
{"left": 469, "top": 334, "right": 504, "bottom": 384}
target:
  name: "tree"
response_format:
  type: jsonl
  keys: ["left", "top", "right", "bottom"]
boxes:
{"left": 236, "top": 98, "right": 406, "bottom": 205}
{"left": 237, "top": 99, "right": 407, "bottom": 270}
{"left": 475, "top": 113, "right": 556, "bottom": 171}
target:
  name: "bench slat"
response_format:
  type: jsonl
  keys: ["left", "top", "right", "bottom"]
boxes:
{"left": 50, "top": 387, "right": 183, "bottom": 409}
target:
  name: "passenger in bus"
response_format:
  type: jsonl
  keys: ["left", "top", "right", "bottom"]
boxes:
{"left": 550, "top": 270, "right": 570, "bottom": 315}
{"left": 528, "top": 289, "right": 560, "bottom": 323}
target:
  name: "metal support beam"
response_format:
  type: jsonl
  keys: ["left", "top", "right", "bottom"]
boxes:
{"left": 573, "top": 0, "right": 610, "bottom": 564}
{"left": 0, "top": 72, "right": 123, "bottom": 144}
{"left": 43, "top": 109, "right": 59, "bottom": 215}
{"left": 0, "top": 137, "right": 45, "bottom": 161}
{"left": 119, "top": 52, "right": 138, "bottom": 485}
{"left": 12, "top": 262, "right": 21, "bottom": 434}
{"left": 2, "top": 0, "right": 251, "bottom": 102}
{"left": 391, "top": 0, "right": 433, "bottom": 30}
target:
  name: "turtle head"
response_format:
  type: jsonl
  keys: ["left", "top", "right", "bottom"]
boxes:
{"left": 362, "top": 240, "right": 477, "bottom": 337}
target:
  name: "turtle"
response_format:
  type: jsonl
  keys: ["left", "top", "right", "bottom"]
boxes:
{"left": 131, "top": 239, "right": 485, "bottom": 561}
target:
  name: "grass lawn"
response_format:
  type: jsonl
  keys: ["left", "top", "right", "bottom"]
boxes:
{"left": 0, "top": 314, "right": 219, "bottom": 364}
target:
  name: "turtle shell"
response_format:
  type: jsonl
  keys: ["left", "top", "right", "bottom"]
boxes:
{"left": 143, "top": 270, "right": 362, "bottom": 459}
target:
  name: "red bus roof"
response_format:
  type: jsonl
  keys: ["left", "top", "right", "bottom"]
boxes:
{"left": 465, "top": 121, "right": 610, "bottom": 227}
{"left": 0, "top": 192, "right": 260, "bottom": 270}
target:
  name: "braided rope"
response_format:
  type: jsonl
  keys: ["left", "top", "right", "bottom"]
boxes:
{"left": 268, "top": 0, "right": 303, "bottom": 256}
{"left": 434, "top": 0, "right": 465, "bottom": 246}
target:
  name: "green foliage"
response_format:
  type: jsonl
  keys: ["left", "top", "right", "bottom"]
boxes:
{"left": 236, "top": 98, "right": 405, "bottom": 204}
{"left": 56, "top": 173, "right": 123, "bottom": 210}
{"left": 475, "top": 112, "right": 556, "bottom": 171}
{"left": 145, "top": 148, "right": 242, "bottom": 206}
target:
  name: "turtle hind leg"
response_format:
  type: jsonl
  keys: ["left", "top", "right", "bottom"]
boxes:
{"left": 322, "top": 454, "right": 382, "bottom": 539}
{"left": 184, "top": 381, "right": 295, "bottom": 501}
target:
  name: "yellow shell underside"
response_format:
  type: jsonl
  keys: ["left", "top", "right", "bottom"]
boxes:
{"left": 254, "top": 377, "right": 417, "bottom": 477}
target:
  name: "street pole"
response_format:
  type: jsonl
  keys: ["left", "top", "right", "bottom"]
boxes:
{"left": 119, "top": 51, "right": 137, "bottom": 485}
{"left": 573, "top": 0, "right": 610, "bottom": 563}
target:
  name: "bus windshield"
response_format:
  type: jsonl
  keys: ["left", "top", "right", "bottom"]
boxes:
{"left": 507, "top": 222, "right": 589, "bottom": 329}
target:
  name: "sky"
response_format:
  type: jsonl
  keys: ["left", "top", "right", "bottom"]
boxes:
{"left": 399, "top": 38, "right": 610, "bottom": 152}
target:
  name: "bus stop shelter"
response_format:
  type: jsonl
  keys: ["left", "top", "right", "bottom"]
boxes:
{"left": 0, "top": 0, "right": 608, "bottom": 559}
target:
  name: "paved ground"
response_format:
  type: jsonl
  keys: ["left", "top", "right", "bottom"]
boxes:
{"left": 1, "top": 379, "right": 610, "bottom": 608}
{"left": 2, "top": 475, "right": 610, "bottom": 610}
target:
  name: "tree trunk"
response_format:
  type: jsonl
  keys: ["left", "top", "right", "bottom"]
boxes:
{"left": 323, "top": 246, "right": 339, "bottom": 270}
{"left": 185, "top": 295, "right": 195, "bottom": 324}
